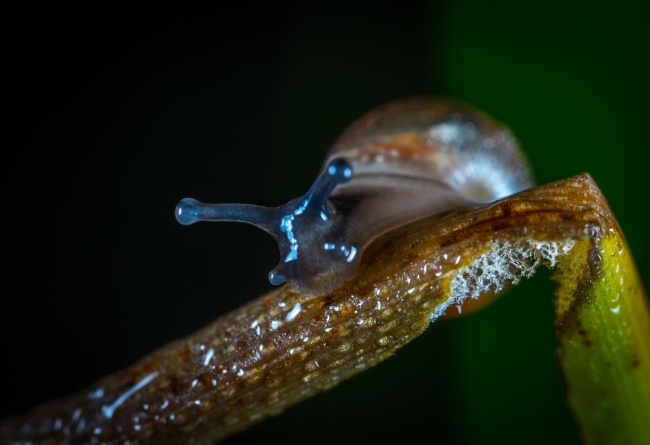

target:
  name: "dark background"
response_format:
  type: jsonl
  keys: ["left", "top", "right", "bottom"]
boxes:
{"left": 2, "top": 1, "right": 648, "bottom": 444}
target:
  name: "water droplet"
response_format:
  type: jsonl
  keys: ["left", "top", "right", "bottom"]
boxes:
{"left": 101, "top": 372, "right": 157, "bottom": 419}
{"left": 89, "top": 388, "right": 105, "bottom": 400}
{"left": 285, "top": 303, "right": 302, "bottom": 322}
{"left": 203, "top": 348, "right": 215, "bottom": 366}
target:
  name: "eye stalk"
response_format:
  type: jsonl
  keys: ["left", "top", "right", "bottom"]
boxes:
{"left": 175, "top": 157, "right": 356, "bottom": 295}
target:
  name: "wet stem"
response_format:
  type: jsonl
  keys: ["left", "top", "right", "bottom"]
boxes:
{"left": 1, "top": 174, "right": 649, "bottom": 445}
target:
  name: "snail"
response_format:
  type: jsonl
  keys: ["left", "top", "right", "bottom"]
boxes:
{"left": 175, "top": 97, "right": 533, "bottom": 296}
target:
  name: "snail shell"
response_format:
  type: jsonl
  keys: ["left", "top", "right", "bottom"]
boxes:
{"left": 175, "top": 97, "right": 533, "bottom": 296}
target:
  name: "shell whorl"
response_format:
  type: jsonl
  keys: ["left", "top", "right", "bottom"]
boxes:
{"left": 327, "top": 97, "right": 533, "bottom": 203}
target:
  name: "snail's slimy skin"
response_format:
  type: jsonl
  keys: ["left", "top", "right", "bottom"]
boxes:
{"left": 176, "top": 97, "right": 534, "bottom": 295}
{"left": 176, "top": 157, "right": 357, "bottom": 295}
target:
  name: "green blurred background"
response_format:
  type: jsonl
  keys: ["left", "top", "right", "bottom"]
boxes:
{"left": 3, "top": 1, "right": 648, "bottom": 444}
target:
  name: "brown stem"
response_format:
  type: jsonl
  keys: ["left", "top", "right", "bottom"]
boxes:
{"left": 0, "top": 174, "right": 615, "bottom": 444}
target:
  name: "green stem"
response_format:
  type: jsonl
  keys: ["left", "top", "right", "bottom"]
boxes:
{"left": 555, "top": 233, "right": 650, "bottom": 445}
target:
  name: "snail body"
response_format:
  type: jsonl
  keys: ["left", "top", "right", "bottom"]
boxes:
{"left": 176, "top": 97, "right": 533, "bottom": 295}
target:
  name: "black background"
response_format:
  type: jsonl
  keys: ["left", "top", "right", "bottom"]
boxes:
{"left": 2, "top": 2, "right": 648, "bottom": 444}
